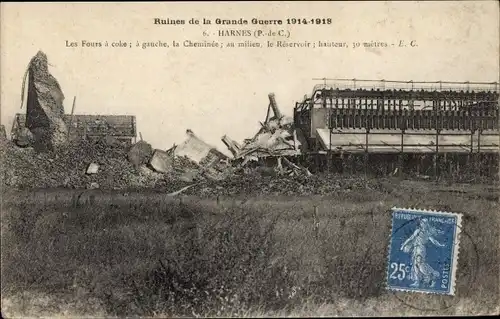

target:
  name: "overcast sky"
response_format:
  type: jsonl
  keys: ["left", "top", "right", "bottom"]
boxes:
{"left": 1, "top": 1, "right": 498, "bottom": 155}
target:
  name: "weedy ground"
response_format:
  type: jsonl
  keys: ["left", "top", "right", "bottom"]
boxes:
{"left": 1, "top": 177, "right": 499, "bottom": 317}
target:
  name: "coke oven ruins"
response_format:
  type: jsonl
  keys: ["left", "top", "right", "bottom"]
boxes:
{"left": 2, "top": 51, "right": 499, "bottom": 192}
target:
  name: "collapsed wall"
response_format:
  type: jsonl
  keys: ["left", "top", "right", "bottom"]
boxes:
{"left": 24, "top": 51, "right": 68, "bottom": 151}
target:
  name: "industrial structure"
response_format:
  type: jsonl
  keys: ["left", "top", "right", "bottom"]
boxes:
{"left": 12, "top": 113, "right": 137, "bottom": 145}
{"left": 293, "top": 79, "right": 499, "bottom": 178}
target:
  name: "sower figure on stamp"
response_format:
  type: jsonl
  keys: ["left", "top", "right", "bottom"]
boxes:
{"left": 400, "top": 218, "right": 446, "bottom": 288}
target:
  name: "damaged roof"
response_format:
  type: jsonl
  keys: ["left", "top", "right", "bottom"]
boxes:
{"left": 14, "top": 113, "right": 136, "bottom": 137}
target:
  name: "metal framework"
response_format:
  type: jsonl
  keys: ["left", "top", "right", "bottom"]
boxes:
{"left": 293, "top": 79, "right": 500, "bottom": 178}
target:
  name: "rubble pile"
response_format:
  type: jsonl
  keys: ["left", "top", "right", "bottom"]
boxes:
{"left": 219, "top": 93, "right": 312, "bottom": 179}
{"left": 1, "top": 86, "right": 319, "bottom": 192}
{"left": 0, "top": 52, "right": 370, "bottom": 194}
{"left": 224, "top": 93, "right": 306, "bottom": 166}
{"left": 1, "top": 134, "right": 385, "bottom": 195}
{"left": 1, "top": 138, "right": 164, "bottom": 189}
{"left": 0, "top": 131, "right": 229, "bottom": 191}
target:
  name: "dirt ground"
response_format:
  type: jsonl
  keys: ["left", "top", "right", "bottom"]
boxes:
{"left": 1, "top": 178, "right": 499, "bottom": 317}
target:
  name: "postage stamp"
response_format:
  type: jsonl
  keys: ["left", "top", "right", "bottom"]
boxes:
{"left": 386, "top": 207, "right": 463, "bottom": 295}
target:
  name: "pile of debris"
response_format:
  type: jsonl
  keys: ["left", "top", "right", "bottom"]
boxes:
{"left": 1, "top": 127, "right": 231, "bottom": 191}
{"left": 221, "top": 93, "right": 311, "bottom": 177}
{"left": 2, "top": 93, "right": 314, "bottom": 192}
{"left": 2, "top": 51, "right": 318, "bottom": 193}
{"left": 1, "top": 51, "right": 222, "bottom": 191}
{"left": 134, "top": 129, "right": 232, "bottom": 184}
{"left": 2, "top": 138, "right": 146, "bottom": 189}
{"left": 1, "top": 125, "right": 385, "bottom": 195}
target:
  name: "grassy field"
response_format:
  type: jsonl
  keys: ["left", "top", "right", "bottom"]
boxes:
{"left": 1, "top": 178, "right": 499, "bottom": 317}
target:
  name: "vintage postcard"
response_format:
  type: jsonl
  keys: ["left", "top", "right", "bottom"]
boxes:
{"left": 1, "top": 1, "right": 499, "bottom": 317}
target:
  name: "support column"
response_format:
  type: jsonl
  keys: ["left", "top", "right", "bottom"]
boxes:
{"left": 416, "top": 155, "right": 421, "bottom": 177}
{"left": 476, "top": 129, "right": 481, "bottom": 179}
{"left": 340, "top": 151, "right": 345, "bottom": 174}
{"left": 365, "top": 127, "right": 369, "bottom": 177}
{"left": 434, "top": 127, "right": 440, "bottom": 181}
{"left": 447, "top": 153, "right": 452, "bottom": 181}
{"left": 433, "top": 153, "right": 438, "bottom": 181}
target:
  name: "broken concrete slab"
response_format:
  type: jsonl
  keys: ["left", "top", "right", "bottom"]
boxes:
{"left": 87, "top": 182, "right": 99, "bottom": 189}
{"left": 149, "top": 149, "right": 174, "bottom": 174}
{"left": 171, "top": 129, "right": 229, "bottom": 165}
{"left": 13, "top": 127, "right": 34, "bottom": 147}
{"left": 128, "top": 140, "right": 153, "bottom": 168}
{"left": 86, "top": 163, "right": 99, "bottom": 175}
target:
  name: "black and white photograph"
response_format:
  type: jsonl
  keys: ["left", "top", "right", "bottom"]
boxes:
{"left": 1, "top": 1, "right": 499, "bottom": 317}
